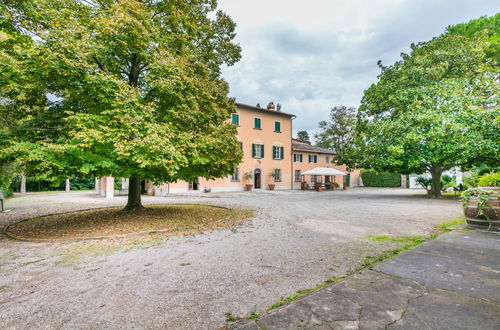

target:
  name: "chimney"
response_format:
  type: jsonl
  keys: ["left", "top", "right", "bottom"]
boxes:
{"left": 267, "top": 102, "right": 275, "bottom": 110}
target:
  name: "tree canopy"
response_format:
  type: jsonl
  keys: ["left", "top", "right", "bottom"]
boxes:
{"left": 0, "top": 0, "right": 243, "bottom": 208}
{"left": 296, "top": 130, "right": 310, "bottom": 143}
{"left": 354, "top": 33, "right": 499, "bottom": 197}
{"left": 314, "top": 105, "right": 357, "bottom": 166}
{"left": 446, "top": 13, "right": 500, "bottom": 65}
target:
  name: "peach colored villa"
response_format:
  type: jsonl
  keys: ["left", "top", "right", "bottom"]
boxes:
{"left": 96, "top": 102, "right": 360, "bottom": 197}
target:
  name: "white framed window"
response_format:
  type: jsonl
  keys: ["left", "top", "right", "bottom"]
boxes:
{"left": 252, "top": 144, "right": 264, "bottom": 158}
{"left": 293, "top": 153, "right": 303, "bottom": 162}
{"left": 231, "top": 167, "right": 240, "bottom": 181}
{"left": 273, "top": 146, "right": 284, "bottom": 160}
{"left": 274, "top": 169, "right": 282, "bottom": 182}
{"left": 326, "top": 156, "right": 330, "bottom": 163}
{"left": 309, "top": 155, "right": 317, "bottom": 163}
{"left": 294, "top": 170, "right": 301, "bottom": 182}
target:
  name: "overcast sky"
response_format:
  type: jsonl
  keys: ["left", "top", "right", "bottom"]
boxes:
{"left": 217, "top": 0, "right": 499, "bottom": 139}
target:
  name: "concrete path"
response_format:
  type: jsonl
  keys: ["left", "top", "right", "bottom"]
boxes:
{"left": 232, "top": 229, "right": 500, "bottom": 329}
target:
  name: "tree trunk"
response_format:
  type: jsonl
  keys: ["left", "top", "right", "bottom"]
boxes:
{"left": 20, "top": 175, "right": 26, "bottom": 195}
{"left": 125, "top": 177, "right": 143, "bottom": 210}
{"left": 65, "top": 178, "right": 70, "bottom": 192}
{"left": 429, "top": 166, "right": 442, "bottom": 198}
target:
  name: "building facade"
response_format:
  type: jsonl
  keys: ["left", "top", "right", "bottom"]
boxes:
{"left": 291, "top": 139, "right": 360, "bottom": 189}
{"left": 97, "top": 102, "right": 360, "bottom": 196}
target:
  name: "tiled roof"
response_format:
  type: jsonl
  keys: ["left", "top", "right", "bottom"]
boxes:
{"left": 292, "top": 142, "right": 336, "bottom": 155}
{"left": 235, "top": 102, "right": 295, "bottom": 118}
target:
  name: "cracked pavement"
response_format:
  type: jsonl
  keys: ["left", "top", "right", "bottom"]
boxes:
{"left": 232, "top": 229, "right": 500, "bottom": 330}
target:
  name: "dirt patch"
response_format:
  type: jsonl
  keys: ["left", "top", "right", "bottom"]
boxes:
{"left": 6, "top": 204, "right": 253, "bottom": 240}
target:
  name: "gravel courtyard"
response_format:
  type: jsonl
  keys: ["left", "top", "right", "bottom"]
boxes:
{"left": 0, "top": 188, "right": 462, "bottom": 329}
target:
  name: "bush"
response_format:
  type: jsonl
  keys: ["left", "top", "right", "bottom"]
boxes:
{"left": 477, "top": 172, "right": 500, "bottom": 187}
{"left": 415, "top": 176, "right": 432, "bottom": 191}
{"left": 361, "top": 170, "right": 401, "bottom": 187}
{"left": 1, "top": 188, "right": 13, "bottom": 197}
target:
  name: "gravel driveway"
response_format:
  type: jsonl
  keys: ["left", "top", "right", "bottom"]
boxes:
{"left": 0, "top": 188, "right": 462, "bottom": 329}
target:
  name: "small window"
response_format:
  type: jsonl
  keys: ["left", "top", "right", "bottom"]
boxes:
{"left": 231, "top": 114, "right": 239, "bottom": 126}
{"left": 308, "top": 155, "right": 317, "bottom": 163}
{"left": 274, "top": 169, "right": 282, "bottom": 182}
{"left": 231, "top": 168, "right": 240, "bottom": 181}
{"left": 311, "top": 175, "right": 317, "bottom": 183}
{"left": 293, "top": 153, "right": 303, "bottom": 162}
{"left": 326, "top": 156, "right": 330, "bottom": 163}
{"left": 274, "top": 121, "right": 281, "bottom": 133}
{"left": 254, "top": 118, "right": 261, "bottom": 129}
{"left": 252, "top": 144, "right": 264, "bottom": 158}
{"left": 273, "top": 146, "right": 284, "bottom": 160}
{"left": 294, "top": 170, "right": 301, "bottom": 182}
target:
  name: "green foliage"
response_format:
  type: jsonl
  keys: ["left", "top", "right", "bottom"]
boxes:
{"left": 435, "top": 218, "right": 465, "bottom": 232}
{"left": 477, "top": 172, "right": 500, "bottom": 187}
{"left": 415, "top": 176, "right": 432, "bottom": 191}
{"left": 361, "top": 169, "right": 401, "bottom": 187}
{"left": 446, "top": 13, "right": 500, "bottom": 64}
{"left": 243, "top": 171, "right": 253, "bottom": 181}
{"left": 0, "top": 0, "right": 243, "bottom": 207}
{"left": 461, "top": 188, "right": 494, "bottom": 217}
{"left": 315, "top": 105, "right": 357, "bottom": 166}
{"left": 354, "top": 32, "right": 499, "bottom": 198}
{"left": 440, "top": 175, "right": 455, "bottom": 192}
{"left": 296, "top": 130, "right": 310, "bottom": 143}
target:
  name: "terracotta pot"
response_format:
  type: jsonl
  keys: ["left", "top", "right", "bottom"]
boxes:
{"left": 343, "top": 186, "right": 348, "bottom": 190}
{"left": 245, "top": 184, "right": 253, "bottom": 191}
{"left": 332, "top": 186, "right": 337, "bottom": 191}
{"left": 464, "top": 194, "right": 500, "bottom": 230}
{"left": 315, "top": 183, "right": 323, "bottom": 192}
{"left": 268, "top": 184, "right": 275, "bottom": 191}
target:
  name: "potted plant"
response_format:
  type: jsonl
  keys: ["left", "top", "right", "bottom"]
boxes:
{"left": 243, "top": 171, "right": 253, "bottom": 191}
{"left": 332, "top": 182, "right": 339, "bottom": 191}
{"left": 268, "top": 172, "right": 276, "bottom": 191}
{"left": 461, "top": 172, "right": 499, "bottom": 230}
{"left": 315, "top": 182, "right": 323, "bottom": 192}
{"left": 325, "top": 183, "right": 332, "bottom": 190}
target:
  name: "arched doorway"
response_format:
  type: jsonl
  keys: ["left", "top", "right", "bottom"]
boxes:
{"left": 254, "top": 169, "right": 262, "bottom": 189}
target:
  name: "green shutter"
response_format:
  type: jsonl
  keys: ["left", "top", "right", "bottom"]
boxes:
{"left": 261, "top": 144, "right": 264, "bottom": 158}
{"left": 272, "top": 146, "right": 277, "bottom": 159}
{"left": 252, "top": 144, "right": 256, "bottom": 158}
{"left": 300, "top": 154, "right": 303, "bottom": 162}
{"left": 254, "top": 118, "right": 261, "bottom": 129}
{"left": 280, "top": 147, "right": 284, "bottom": 159}
{"left": 274, "top": 121, "right": 280, "bottom": 132}
{"left": 232, "top": 114, "right": 239, "bottom": 125}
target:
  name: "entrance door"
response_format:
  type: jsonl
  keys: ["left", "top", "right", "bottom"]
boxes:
{"left": 254, "top": 169, "right": 261, "bottom": 189}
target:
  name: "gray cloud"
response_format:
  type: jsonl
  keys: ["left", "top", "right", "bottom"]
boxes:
{"left": 219, "top": 0, "right": 499, "bottom": 139}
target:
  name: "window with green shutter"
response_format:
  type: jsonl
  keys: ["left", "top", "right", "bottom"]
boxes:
{"left": 253, "top": 144, "right": 264, "bottom": 158}
{"left": 273, "top": 146, "right": 284, "bottom": 159}
{"left": 254, "top": 118, "right": 261, "bottom": 129}
{"left": 274, "top": 121, "right": 281, "bottom": 132}
{"left": 231, "top": 113, "right": 239, "bottom": 125}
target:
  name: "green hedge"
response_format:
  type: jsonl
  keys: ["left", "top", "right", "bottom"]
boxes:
{"left": 361, "top": 170, "right": 401, "bottom": 187}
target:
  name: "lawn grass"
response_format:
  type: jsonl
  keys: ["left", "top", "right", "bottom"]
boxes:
{"left": 7, "top": 204, "right": 253, "bottom": 240}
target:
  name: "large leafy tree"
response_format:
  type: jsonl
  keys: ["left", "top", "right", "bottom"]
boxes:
{"left": 314, "top": 105, "right": 357, "bottom": 166}
{"left": 0, "top": 0, "right": 243, "bottom": 209}
{"left": 355, "top": 33, "right": 499, "bottom": 197}
{"left": 446, "top": 13, "right": 500, "bottom": 65}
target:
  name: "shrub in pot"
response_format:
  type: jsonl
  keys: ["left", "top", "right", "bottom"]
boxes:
{"left": 243, "top": 171, "right": 253, "bottom": 191}
{"left": 268, "top": 171, "right": 276, "bottom": 190}
{"left": 461, "top": 172, "right": 499, "bottom": 230}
